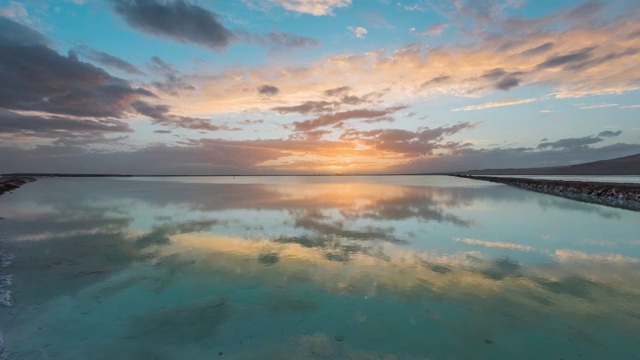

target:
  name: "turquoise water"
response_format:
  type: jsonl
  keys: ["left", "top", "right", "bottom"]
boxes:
{"left": 0, "top": 176, "right": 639, "bottom": 359}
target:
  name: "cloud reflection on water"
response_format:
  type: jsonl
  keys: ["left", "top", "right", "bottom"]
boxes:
{"left": 1, "top": 177, "right": 639, "bottom": 359}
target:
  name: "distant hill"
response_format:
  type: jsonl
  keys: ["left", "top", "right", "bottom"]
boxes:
{"left": 461, "top": 153, "right": 640, "bottom": 175}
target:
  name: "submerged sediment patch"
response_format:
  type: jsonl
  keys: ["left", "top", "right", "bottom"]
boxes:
{"left": 453, "top": 175, "right": 640, "bottom": 211}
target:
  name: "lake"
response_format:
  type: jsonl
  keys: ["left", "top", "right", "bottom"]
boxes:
{"left": 0, "top": 176, "right": 639, "bottom": 359}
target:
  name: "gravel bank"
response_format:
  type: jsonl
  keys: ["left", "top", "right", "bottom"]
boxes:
{"left": 0, "top": 176, "right": 37, "bottom": 197}
{"left": 452, "top": 175, "right": 640, "bottom": 212}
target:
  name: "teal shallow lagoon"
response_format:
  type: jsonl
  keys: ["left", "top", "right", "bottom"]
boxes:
{"left": 0, "top": 176, "right": 639, "bottom": 359}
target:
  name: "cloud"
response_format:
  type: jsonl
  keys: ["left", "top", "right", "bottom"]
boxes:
{"left": 555, "top": 249, "right": 640, "bottom": 264}
{"left": 324, "top": 86, "right": 351, "bottom": 96}
{"left": 347, "top": 26, "right": 367, "bottom": 38}
{"left": 112, "top": 0, "right": 235, "bottom": 49}
{"left": 149, "top": 56, "right": 195, "bottom": 95}
{"left": 257, "top": 84, "right": 280, "bottom": 96}
{"left": 429, "top": 0, "right": 525, "bottom": 28}
{"left": 0, "top": 108, "right": 132, "bottom": 142}
{"left": 3, "top": 126, "right": 640, "bottom": 175}
{"left": 536, "top": 46, "right": 596, "bottom": 70}
{"left": 253, "top": 31, "right": 319, "bottom": 51}
{"left": 452, "top": 98, "right": 536, "bottom": 112}
{"left": 537, "top": 135, "right": 603, "bottom": 150}
{"left": 264, "top": 0, "right": 352, "bottom": 16}
{"left": 385, "top": 141, "right": 640, "bottom": 175}
{"left": 409, "top": 23, "right": 447, "bottom": 36}
{"left": 292, "top": 106, "right": 406, "bottom": 132}
{"left": 580, "top": 103, "right": 618, "bottom": 110}
{"left": 454, "top": 237, "right": 535, "bottom": 252}
{"left": 0, "top": 1, "right": 32, "bottom": 25}
{"left": 73, "top": 45, "right": 145, "bottom": 75}
{"left": 621, "top": 105, "right": 640, "bottom": 109}
{"left": 340, "top": 122, "right": 473, "bottom": 156}
{"left": 0, "top": 14, "right": 48, "bottom": 45}
{"left": 272, "top": 100, "right": 338, "bottom": 114}
{"left": 597, "top": 130, "right": 622, "bottom": 138}
{"left": 481, "top": 68, "right": 522, "bottom": 90}
{"left": 421, "top": 75, "right": 451, "bottom": 88}
{"left": 184, "top": 5, "right": 640, "bottom": 114}
{"left": 518, "top": 42, "right": 554, "bottom": 57}
{"left": 0, "top": 17, "right": 153, "bottom": 119}
{"left": 238, "top": 119, "right": 265, "bottom": 125}
{"left": 132, "top": 100, "right": 230, "bottom": 131}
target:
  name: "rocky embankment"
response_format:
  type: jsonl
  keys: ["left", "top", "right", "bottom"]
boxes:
{"left": 0, "top": 176, "right": 37, "bottom": 197}
{"left": 453, "top": 175, "right": 640, "bottom": 211}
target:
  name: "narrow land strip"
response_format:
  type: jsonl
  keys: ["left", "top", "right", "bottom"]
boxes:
{"left": 452, "top": 175, "right": 640, "bottom": 212}
{"left": 0, "top": 177, "right": 37, "bottom": 197}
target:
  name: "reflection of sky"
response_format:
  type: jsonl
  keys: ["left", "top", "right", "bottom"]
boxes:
{"left": 0, "top": 177, "right": 639, "bottom": 359}
{"left": 1, "top": 176, "right": 639, "bottom": 263}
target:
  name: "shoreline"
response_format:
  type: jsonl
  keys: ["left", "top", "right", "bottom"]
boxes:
{"left": 0, "top": 176, "right": 37, "bottom": 197}
{"left": 0, "top": 177, "right": 33, "bottom": 358}
{"left": 452, "top": 175, "right": 640, "bottom": 212}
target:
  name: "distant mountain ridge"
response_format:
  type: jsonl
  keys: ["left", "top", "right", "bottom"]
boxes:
{"left": 461, "top": 153, "right": 640, "bottom": 175}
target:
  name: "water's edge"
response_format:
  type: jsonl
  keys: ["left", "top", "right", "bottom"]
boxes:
{"left": 0, "top": 177, "right": 37, "bottom": 198}
{"left": 0, "top": 177, "right": 29, "bottom": 358}
{"left": 453, "top": 175, "right": 640, "bottom": 211}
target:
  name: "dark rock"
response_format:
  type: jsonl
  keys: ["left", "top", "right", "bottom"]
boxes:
{"left": 452, "top": 175, "right": 640, "bottom": 212}
{"left": 0, "top": 176, "right": 37, "bottom": 197}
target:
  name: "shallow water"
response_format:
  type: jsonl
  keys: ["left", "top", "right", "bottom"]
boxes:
{"left": 0, "top": 176, "right": 639, "bottom": 359}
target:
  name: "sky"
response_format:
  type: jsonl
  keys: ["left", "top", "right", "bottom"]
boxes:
{"left": 0, "top": 0, "right": 639, "bottom": 175}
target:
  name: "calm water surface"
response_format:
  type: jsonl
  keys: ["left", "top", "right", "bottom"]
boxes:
{"left": 0, "top": 176, "right": 639, "bottom": 359}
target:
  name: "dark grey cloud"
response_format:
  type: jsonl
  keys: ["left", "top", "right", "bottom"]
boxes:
{"left": 132, "top": 100, "right": 230, "bottom": 131}
{"left": 536, "top": 47, "right": 596, "bottom": 70}
{"left": 597, "top": 130, "right": 622, "bottom": 138}
{"left": 421, "top": 75, "right": 450, "bottom": 88}
{"left": 272, "top": 101, "right": 338, "bottom": 114}
{"left": 495, "top": 76, "right": 519, "bottom": 90}
{"left": 565, "top": 48, "right": 640, "bottom": 72}
{"left": 323, "top": 86, "right": 351, "bottom": 97}
{"left": 112, "top": 1, "right": 318, "bottom": 52}
{"left": 0, "top": 15, "right": 49, "bottom": 46}
{"left": 538, "top": 135, "right": 603, "bottom": 150}
{"left": 0, "top": 109, "right": 132, "bottom": 140}
{"left": 481, "top": 68, "right": 522, "bottom": 90}
{"left": 0, "top": 17, "right": 153, "bottom": 118}
{"left": 341, "top": 95, "right": 366, "bottom": 105}
{"left": 73, "top": 45, "right": 146, "bottom": 75}
{"left": 149, "top": 56, "right": 196, "bottom": 95}
{"left": 257, "top": 84, "right": 280, "bottom": 96}
{"left": 0, "top": 141, "right": 280, "bottom": 174}
{"left": 519, "top": 42, "right": 554, "bottom": 57}
{"left": 293, "top": 106, "right": 406, "bottom": 132}
{"left": 112, "top": 0, "right": 235, "bottom": 49}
